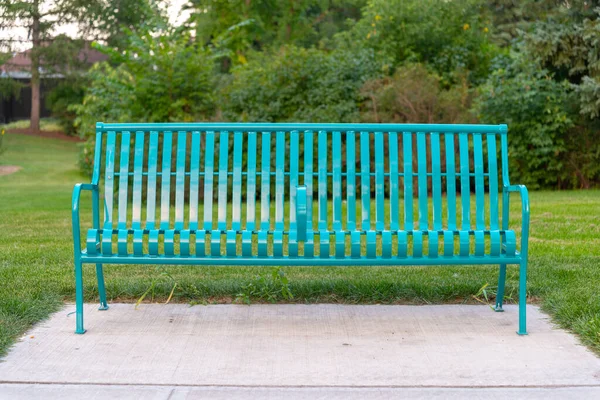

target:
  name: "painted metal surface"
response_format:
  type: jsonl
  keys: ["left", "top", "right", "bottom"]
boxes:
{"left": 72, "top": 122, "right": 529, "bottom": 334}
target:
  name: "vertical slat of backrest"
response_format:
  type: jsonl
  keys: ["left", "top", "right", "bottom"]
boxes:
{"left": 213, "top": 131, "right": 229, "bottom": 256}
{"left": 273, "top": 131, "right": 286, "bottom": 257}
{"left": 332, "top": 131, "right": 342, "bottom": 231}
{"left": 217, "top": 131, "right": 229, "bottom": 232}
{"left": 303, "top": 130, "right": 314, "bottom": 257}
{"left": 362, "top": 133, "right": 376, "bottom": 258}
{"left": 275, "top": 131, "right": 285, "bottom": 231}
{"left": 289, "top": 131, "right": 299, "bottom": 231}
{"left": 131, "top": 132, "right": 144, "bottom": 230}
{"left": 231, "top": 131, "right": 243, "bottom": 231}
{"left": 417, "top": 132, "right": 428, "bottom": 231}
{"left": 288, "top": 130, "right": 299, "bottom": 258}
{"left": 431, "top": 133, "right": 442, "bottom": 231}
{"left": 227, "top": 131, "right": 242, "bottom": 257}
{"left": 346, "top": 131, "right": 357, "bottom": 231}
{"left": 246, "top": 132, "right": 257, "bottom": 231}
{"left": 304, "top": 131, "right": 314, "bottom": 229}
{"left": 389, "top": 132, "right": 399, "bottom": 231}
{"left": 403, "top": 133, "right": 413, "bottom": 230}
{"left": 318, "top": 130, "right": 329, "bottom": 258}
{"left": 260, "top": 132, "right": 271, "bottom": 231}
{"left": 188, "top": 131, "right": 201, "bottom": 231}
{"left": 473, "top": 134, "right": 485, "bottom": 230}
{"left": 459, "top": 133, "right": 471, "bottom": 230}
{"left": 348, "top": 131, "right": 360, "bottom": 258}
{"left": 117, "top": 131, "right": 130, "bottom": 230}
{"left": 332, "top": 131, "right": 345, "bottom": 258}
{"left": 101, "top": 131, "right": 117, "bottom": 255}
{"left": 445, "top": 133, "right": 457, "bottom": 231}
{"left": 360, "top": 132, "right": 371, "bottom": 231}
{"left": 243, "top": 131, "right": 257, "bottom": 257}
{"left": 317, "top": 131, "right": 328, "bottom": 232}
{"left": 103, "top": 131, "right": 117, "bottom": 230}
{"left": 202, "top": 132, "right": 215, "bottom": 231}
{"left": 259, "top": 132, "right": 271, "bottom": 257}
{"left": 487, "top": 134, "right": 499, "bottom": 230}
{"left": 145, "top": 132, "right": 159, "bottom": 230}
{"left": 174, "top": 131, "right": 187, "bottom": 230}
{"left": 375, "top": 132, "right": 385, "bottom": 231}
{"left": 159, "top": 131, "right": 173, "bottom": 230}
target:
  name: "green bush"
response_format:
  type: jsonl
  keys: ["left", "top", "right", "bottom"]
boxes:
{"left": 221, "top": 46, "right": 381, "bottom": 122}
{"left": 73, "top": 28, "right": 216, "bottom": 173}
{"left": 360, "top": 63, "right": 476, "bottom": 124}
{"left": 338, "top": 0, "right": 499, "bottom": 86}
{"left": 475, "top": 52, "right": 600, "bottom": 189}
{"left": 46, "top": 78, "right": 87, "bottom": 136}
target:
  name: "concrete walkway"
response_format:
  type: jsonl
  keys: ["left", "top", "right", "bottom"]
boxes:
{"left": 1, "top": 304, "right": 599, "bottom": 399}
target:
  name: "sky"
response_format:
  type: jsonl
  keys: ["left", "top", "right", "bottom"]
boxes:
{"left": 1, "top": 0, "right": 189, "bottom": 52}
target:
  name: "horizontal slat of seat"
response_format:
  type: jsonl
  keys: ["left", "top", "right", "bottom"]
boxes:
{"left": 91, "top": 229, "right": 517, "bottom": 260}
{"left": 83, "top": 254, "right": 523, "bottom": 266}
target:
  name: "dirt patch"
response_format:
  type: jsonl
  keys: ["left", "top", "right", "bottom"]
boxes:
{"left": 0, "top": 165, "right": 21, "bottom": 176}
{"left": 6, "top": 128, "right": 83, "bottom": 142}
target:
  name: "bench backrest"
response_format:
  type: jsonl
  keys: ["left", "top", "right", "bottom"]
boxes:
{"left": 91, "top": 123, "right": 511, "bottom": 238}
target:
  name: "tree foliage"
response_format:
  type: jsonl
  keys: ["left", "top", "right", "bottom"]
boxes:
{"left": 73, "top": 28, "right": 216, "bottom": 173}
{"left": 222, "top": 46, "right": 379, "bottom": 122}
{"left": 360, "top": 63, "right": 475, "bottom": 124}
{"left": 338, "top": 0, "right": 498, "bottom": 85}
{"left": 57, "top": 0, "right": 600, "bottom": 187}
{"left": 476, "top": 51, "right": 600, "bottom": 189}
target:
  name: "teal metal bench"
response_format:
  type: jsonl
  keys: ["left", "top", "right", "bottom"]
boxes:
{"left": 72, "top": 123, "right": 530, "bottom": 335}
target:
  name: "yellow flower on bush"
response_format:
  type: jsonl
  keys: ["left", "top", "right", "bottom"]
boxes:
{"left": 484, "top": 27, "right": 489, "bottom": 33}
{"left": 463, "top": 23, "right": 470, "bottom": 30}
{"left": 375, "top": 15, "right": 382, "bottom": 21}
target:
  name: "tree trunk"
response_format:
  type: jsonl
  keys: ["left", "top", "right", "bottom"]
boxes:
{"left": 30, "top": 0, "right": 41, "bottom": 133}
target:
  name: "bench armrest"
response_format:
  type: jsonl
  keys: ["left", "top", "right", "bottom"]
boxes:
{"left": 504, "top": 184, "right": 530, "bottom": 258}
{"left": 72, "top": 183, "right": 99, "bottom": 253}
{"left": 296, "top": 185, "right": 308, "bottom": 242}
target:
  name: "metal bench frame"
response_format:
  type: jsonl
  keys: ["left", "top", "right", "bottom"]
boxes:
{"left": 72, "top": 122, "right": 530, "bottom": 335}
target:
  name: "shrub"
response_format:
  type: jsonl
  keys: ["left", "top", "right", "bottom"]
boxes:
{"left": 221, "top": 46, "right": 381, "bottom": 122}
{"left": 46, "top": 77, "right": 87, "bottom": 136}
{"left": 360, "top": 63, "right": 476, "bottom": 124}
{"left": 475, "top": 52, "right": 599, "bottom": 189}
{"left": 337, "top": 0, "right": 499, "bottom": 86}
{"left": 73, "top": 28, "right": 216, "bottom": 173}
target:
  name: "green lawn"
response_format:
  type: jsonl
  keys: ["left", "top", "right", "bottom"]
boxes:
{"left": 2, "top": 118, "right": 63, "bottom": 132}
{"left": 1, "top": 133, "right": 599, "bottom": 357}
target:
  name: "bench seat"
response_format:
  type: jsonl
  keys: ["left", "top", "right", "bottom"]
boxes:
{"left": 84, "top": 228, "right": 518, "bottom": 261}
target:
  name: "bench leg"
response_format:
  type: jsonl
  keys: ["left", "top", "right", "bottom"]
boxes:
{"left": 96, "top": 263, "right": 109, "bottom": 310}
{"left": 75, "top": 259, "right": 86, "bottom": 334}
{"left": 495, "top": 264, "right": 507, "bottom": 312}
{"left": 517, "top": 259, "right": 528, "bottom": 335}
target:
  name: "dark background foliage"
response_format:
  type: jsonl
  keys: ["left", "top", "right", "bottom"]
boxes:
{"left": 2, "top": 0, "right": 599, "bottom": 188}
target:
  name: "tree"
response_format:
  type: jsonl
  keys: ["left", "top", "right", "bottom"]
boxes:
{"left": 337, "top": 0, "right": 499, "bottom": 86}
{"left": 360, "top": 63, "right": 475, "bottom": 124}
{"left": 485, "top": 0, "right": 556, "bottom": 47}
{"left": 182, "top": 0, "right": 366, "bottom": 71}
{"left": 221, "top": 46, "right": 379, "bottom": 122}
{"left": 0, "top": 0, "right": 162, "bottom": 132}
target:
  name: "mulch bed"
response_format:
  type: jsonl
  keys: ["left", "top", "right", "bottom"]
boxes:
{"left": 6, "top": 128, "right": 83, "bottom": 142}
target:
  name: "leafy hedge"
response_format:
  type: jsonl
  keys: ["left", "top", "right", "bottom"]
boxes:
{"left": 222, "top": 46, "right": 381, "bottom": 123}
